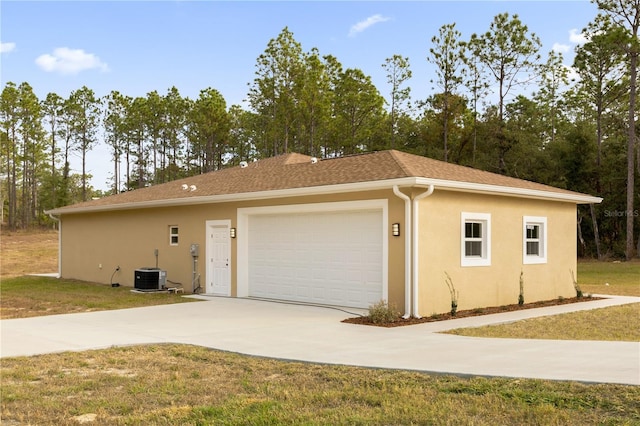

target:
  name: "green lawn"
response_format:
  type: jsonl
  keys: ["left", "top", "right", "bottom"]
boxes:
{"left": 446, "top": 302, "right": 640, "bottom": 340}
{"left": 446, "top": 260, "right": 639, "bottom": 340}
{"left": 1, "top": 265, "right": 639, "bottom": 424}
{"left": 578, "top": 259, "right": 640, "bottom": 296}
{"left": 0, "top": 276, "right": 198, "bottom": 319}
{"left": 2, "top": 344, "right": 638, "bottom": 425}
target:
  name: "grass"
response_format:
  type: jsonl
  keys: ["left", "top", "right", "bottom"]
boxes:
{"left": 0, "top": 276, "right": 198, "bottom": 319}
{"left": 445, "top": 260, "right": 640, "bottom": 340}
{"left": 2, "top": 231, "right": 639, "bottom": 424}
{"left": 578, "top": 259, "right": 640, "bottom": 297}
{"left": 446, "top": 303, "right": 640, "bottom": 340}
{"left": 2, "top": 344, "right": 639, "bottom": 425}
{"left": 1, "top": 229, "right": 59, "bottom": 278}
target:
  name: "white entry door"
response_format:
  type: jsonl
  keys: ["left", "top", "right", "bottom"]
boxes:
{"left": 206, "top": 220, "right": 231, "bottom": 295}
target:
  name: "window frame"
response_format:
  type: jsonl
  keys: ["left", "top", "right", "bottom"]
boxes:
{"left": 460, "top": 212, "right": 491, "bottom": 267}
{"left": 523, "top": 216, "right": 547, "bottom": 264}
{"left": 169, "top": 225, "right": 179, "bottom": 246}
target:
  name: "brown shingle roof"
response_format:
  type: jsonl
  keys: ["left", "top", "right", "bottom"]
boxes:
{"left": 48, "top": 150, "right": 599, "bottom": 214}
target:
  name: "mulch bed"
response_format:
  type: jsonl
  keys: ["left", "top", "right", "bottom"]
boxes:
{"left": 342, "top": 296, "right": 603, "bottom": 327}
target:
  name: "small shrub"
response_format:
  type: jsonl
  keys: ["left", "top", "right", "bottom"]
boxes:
{"left": 518, "top": 270, "right": 525, "bottom": 306}
{"left": 444, "top": 272, "right": 459, "bottom": 316}
{"left": 368, "top": 300, "right": 400, "bottom": 324}
{"left": 570, "top": 269, "right": 583, "bottom": 298}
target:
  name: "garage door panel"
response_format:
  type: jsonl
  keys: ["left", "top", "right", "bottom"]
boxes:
{"left": 248, "top": 209, "right": 383, "bottom": 308}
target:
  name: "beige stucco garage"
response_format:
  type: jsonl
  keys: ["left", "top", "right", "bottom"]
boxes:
{"left": 47, "top": 150, "right": 601, "bottom": 317}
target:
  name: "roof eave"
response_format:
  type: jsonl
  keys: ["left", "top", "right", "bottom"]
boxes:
{"left": 415, "top": 177, "right": 602, "bottom": 204}
{"left": 44, "top": 178, "right": 419, "bottom": 215}
{"left": 45, "top": 177, "right": 601, "bottom": 216}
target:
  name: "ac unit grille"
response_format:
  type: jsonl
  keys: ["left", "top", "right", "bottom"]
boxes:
{"left": 134, "top": 268, "right": 167, "bottom": 290}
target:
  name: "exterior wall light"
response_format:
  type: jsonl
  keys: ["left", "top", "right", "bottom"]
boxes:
{"left": 392, "top": 223, "right": 400, "bottom": 237}
{"left": 230, "top": 227, "right": 236, "bottom": 239}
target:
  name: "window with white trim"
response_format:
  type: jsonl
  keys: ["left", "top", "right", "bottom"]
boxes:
{"left": 523, "top": 216, "right": 547, "bottom": 264}
{"left": 169, "top": 225, "right": 179, "bottom": 246}
{"left": 461, "top": 212, "right": 491, "bottom": 267}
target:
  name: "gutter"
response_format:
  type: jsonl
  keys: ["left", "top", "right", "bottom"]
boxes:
{"left": 412, "top": 177, "right": 602, "bottom": 204}
{"left": 47, "top": 212, "right": 62, "bottom": 278}
{"left": 392, "top": 186, "right": 412, "bottom": 318}
{"left": 45, "top": 177, "right": 601, "bottom": 216}
{"left": 393, "top": 184, "right": 435, "bottom": 319}
{"left": 411, "top": 186, "right": 435, "bottom": 319}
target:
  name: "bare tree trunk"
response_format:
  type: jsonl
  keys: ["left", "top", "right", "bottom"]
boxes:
{"left": 81, "top": 130, "right": 88, "bottom": 202}
{"left": 589, "top": 204, "right": 602, "bottom": 260}
{"left": 50, "top": 122, "right": 56, "bottom": 208}
{"left": 626, "top": 48, "right": 637, "bottom": 260}
{"left": 472, "top": 111, "right": 478, "bottom": 165}
{"left": 443, "top": 94, "right": 449, "bottom": 163}
{"left": 21, "top": 138, "right": 28, "bottom": 228}
{"left": 61, "top": 132, "right": 71, "bottom": 206}
{"left": 125, "top": 140, "right": 130, "bottom": 190}
{"left": 626, "top": 11, "right": 638, "bottom": 260}
{"left": 577, "top": 214, "right": 586, "bottom": 257}
{"left": 8, "top": 126, "right": 17, "bottom": 231}
{"left": 137, "top": 137, "right": 144, "bottom": 189}
{"left": 390, "top": 103, "right": 395, "bottom": 150}
{"left": 111, "top": 133, "right": 120, "bottom": 194}
{"left": 81, "top": 149, "right": 87, "bottom": 201}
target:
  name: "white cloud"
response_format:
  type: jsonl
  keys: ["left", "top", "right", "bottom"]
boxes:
{"left": 566, "top": 64, "right": 581, "bottom": 83}
{"left": 1, "top": 42, "right": 16, "bottom": 53}
{"left": 349, "top": 14, "right": 390, "bottom": 37}
{"left": 569, "top": 28, "right": 587, "bottom": 44}
{"left": 35, "top": 47, "right": 109, "bottom": 75}
{"left": 552, "top": 43, "right": 570, "bottom": 53}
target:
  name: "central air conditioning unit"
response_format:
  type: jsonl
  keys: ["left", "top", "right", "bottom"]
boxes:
{"left": 134, "top": 267, "right": 167, "bottom": 291}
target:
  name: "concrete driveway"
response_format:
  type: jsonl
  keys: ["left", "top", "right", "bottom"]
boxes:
{"left": 1, "top": 295, "right": 638, "bottom": 385}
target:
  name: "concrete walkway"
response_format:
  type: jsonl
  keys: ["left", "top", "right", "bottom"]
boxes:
{"left": 1, "top": 295, "right": 638, "bottom": 385}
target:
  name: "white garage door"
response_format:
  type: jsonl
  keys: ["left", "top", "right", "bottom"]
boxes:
{"left": 248, "top": 209, "right": 383, "bottom": 308}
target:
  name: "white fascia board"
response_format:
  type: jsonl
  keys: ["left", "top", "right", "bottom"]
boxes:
{"left": 45, "top": 176, "right": 601, "bottom": 215}
{"left": 413, "top": 177, "right": 603, "bottom": 204}
{"left": 45, "top": 178, "right": 419, "bottom": 215}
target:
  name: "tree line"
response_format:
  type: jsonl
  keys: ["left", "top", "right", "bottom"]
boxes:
{"left": 1, "top": 1, "right": 638, "bottom": 259}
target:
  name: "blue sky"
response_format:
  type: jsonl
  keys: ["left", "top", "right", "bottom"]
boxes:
{"left": 1, "top": 0, "right": 600, "bottom": 189}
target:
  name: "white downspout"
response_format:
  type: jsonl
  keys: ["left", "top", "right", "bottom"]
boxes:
{"left": 411, "top": 185, "right": 434, "bottom": 318}
{"left": 392, "top": 185, "right": 412, "bottom": 319}
{"left": 47, "top": 213, "right": 61, "bottom": 278}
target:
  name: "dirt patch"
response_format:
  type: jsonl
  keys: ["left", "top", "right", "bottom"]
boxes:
{"left": 0, "top": 229, "right": 58, "bottom": 277}
{"left": 342, "top": 297, "right": 603, "bottom": 327}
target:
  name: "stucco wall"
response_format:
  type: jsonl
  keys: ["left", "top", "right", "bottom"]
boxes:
{"left": 59, "top": 186, "right": 580, "bottom": 314}
{"left": 417, "top": 190, "right": 577, "bottom": 316}
{"left": 59, "top": 189, "right": 408, "bottom": 307}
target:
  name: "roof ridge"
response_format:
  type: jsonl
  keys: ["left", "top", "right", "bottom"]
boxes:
{"left": 47, "top": 148, "right": 600, "bottom": 215}
{"left": 248, "top": 152, "right": 312, "bottom": 167}
{"left": 387, "top": 149, "right": 417, "bottom": 177}
{"left": 283, "top": 152, "right": 313, "bottom": 164}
